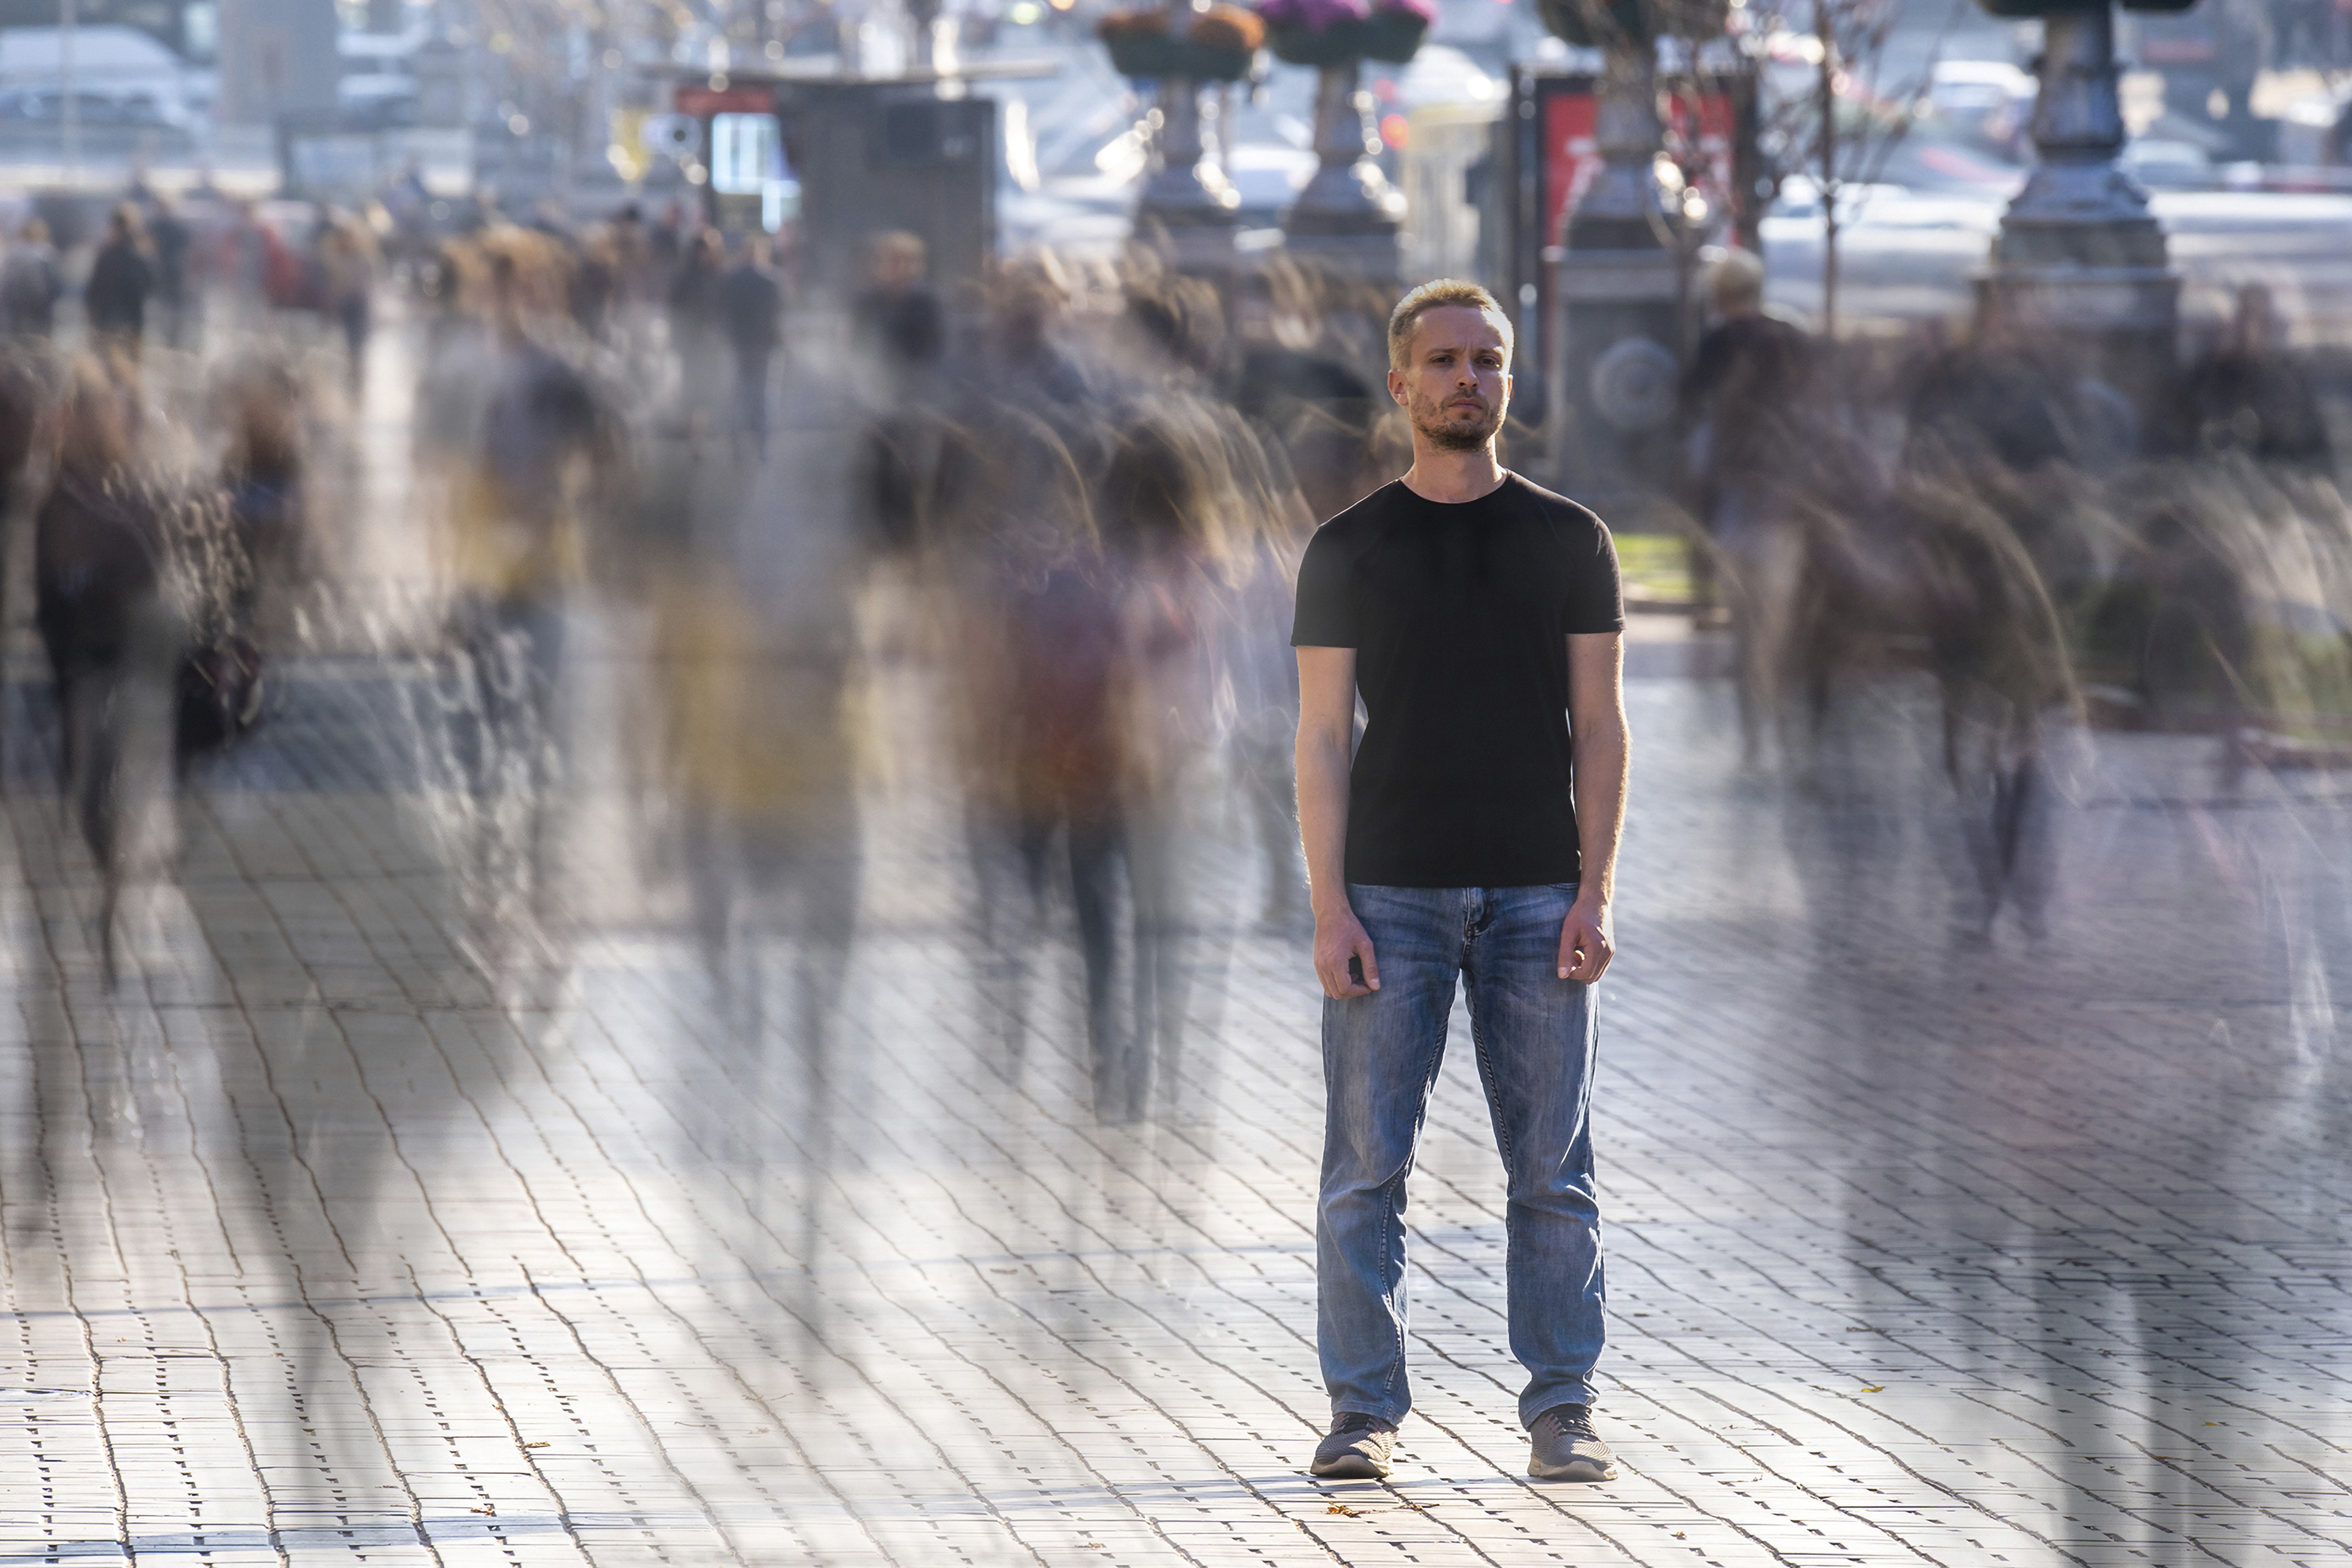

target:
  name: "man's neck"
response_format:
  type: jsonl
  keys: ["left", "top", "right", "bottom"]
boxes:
{"left": 1401, "top": 443, "right": 1508, "bottom": 504}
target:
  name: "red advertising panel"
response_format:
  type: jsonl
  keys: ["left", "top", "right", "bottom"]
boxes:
{"left": 1541, "top": 89, "right": 1601, "bottom": 247}
{"left": 1541, "top": 83, "right": 1739, "bottom": 245}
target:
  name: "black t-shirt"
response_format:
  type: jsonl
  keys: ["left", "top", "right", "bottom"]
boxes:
{"left": 1291, "top": 474, "right": 1623, "bottom": 888}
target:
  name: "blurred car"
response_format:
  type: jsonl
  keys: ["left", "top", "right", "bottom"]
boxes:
{"left": 0, "top": 88, "right": 183, "bottom": 128}
{"left": 2121, "top": 137, "right": 2218, "bottom": 190}
{"left": 338, "top": 73, "right": 421, "bottom": 131}
{"left": 1927, "top": 58, "right": 2036, "bottom": 161}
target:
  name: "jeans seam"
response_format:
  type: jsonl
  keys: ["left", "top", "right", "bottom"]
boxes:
{"left": 1467, "top": 989, "right": 1513, "bottom": 1172}
{"left": 1375, "top": 1008, "right": 1450, "bottom": 1415}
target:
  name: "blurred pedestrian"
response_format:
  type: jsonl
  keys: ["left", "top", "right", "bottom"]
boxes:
{"left": 715, "top": 232, "right": 783, "bottom": 459}
{"left": 149, "top": 197, "right": 192, "bottom": 348}
{"left": 446, "top": 250, "right": 619, "bottom": 896}
{"left": 668, "top": 227, "right": 727, "bottom": 436}
{"left": 608, "top": 202, "right": 652, "bottom": 301}
{"left": 216, "top": 199, "right": 274, "bottom": 327}
{"left": 36, "top": 356, "right": 185, "bottom": 975}
{"left": 85, "top": 205, "right": 155, "bottom": 353}
{"left": 570, "top": 225, "right": 620, "bottom": 343}
{"left": 851, "top": 231, "right": 944, "bottom": 396}
{"left": 649, "top": 200, "right": 688, "bottom": 292}
{"left": 987, "top": 262, "right": 1088, "bottom": 408}
{"left": 316, "top": 211, "right": 378, "bottom": 396}
{"left": 1, "top": 217, "right": 63, "bottom": 339}
{"left": 1677, "top": 249, "right": 1822, "bottom": 767}
{"left": 218, "top": 355, "right": 307, "bottom": 637}
{"left": 1291, "top": 280, "right": 1626, "bottom": 1486}
{"left": 2160, "top": 283, "right": 2333, "bottom": 473}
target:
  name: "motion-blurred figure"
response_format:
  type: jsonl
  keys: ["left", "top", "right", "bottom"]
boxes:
{"left": 716, "top": 234, "right": 783, "bottom": 460}
{"left": 570, "top": 225, "right": 620, "bottom": 344}
{"left": 986, "top": 260, "right": 1090, "bottom": 408}
{"left": 35, "top": 359, "right": 185, "bottom": 975}
{"left": 1221, "top": 267, "right": 1383, "bottom": 524}
{"left": 2160, "top": 284, "right": 2333, "bottom": 473}
{"left": 85, "top": 207, "right": 155, "bottom": 355}
{"left": 444, "top": 250, "right": 620, "bottom": 905}
{"left": 1677, "top": 250, "right": 1822, "bottom": 768}
{"left": 851, "top": 234, "right": 953, "bottom": 560}
{"left": 149, "top": 198, "right": 192, "bottom": 349}
{"left": 668, "top": 227, "right": 727, "bottom": 438}
{"left": 216, "top": 355, "right": 307, "bottom": 639}
{"left": 852, "top": 231, "right": 946, "bottom": 397}
{"left": 1, "top": 217, "right": 62, "bottom": 339}
{"left": 1898, "top": 466, "right": 2080, "bottom": 940}
{"left": 1132, "top": 279, "right": 1316, "bottom": 925}
{"left": 316, "top": 211, "right": 378, "bottom": 397}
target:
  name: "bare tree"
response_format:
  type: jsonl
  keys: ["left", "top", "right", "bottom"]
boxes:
{"left": 1743, "top": 0, "right": 1969, "bottom": 338}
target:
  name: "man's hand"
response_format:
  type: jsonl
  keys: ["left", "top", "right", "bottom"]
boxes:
{"left": 1314, "top": 907, "right": 1381, "bottom": 1000}
{"left": 1558, "top": 897, "right": 1614, "bottom": 984}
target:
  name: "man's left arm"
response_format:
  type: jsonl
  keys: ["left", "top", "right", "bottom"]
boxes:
{"left": 1560, "top": 631, "right": 1628, "bottom": 983}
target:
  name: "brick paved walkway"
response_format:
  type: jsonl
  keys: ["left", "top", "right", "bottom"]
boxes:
{"left": 0, "top": 367, "right": 2346, "bottom": 1567}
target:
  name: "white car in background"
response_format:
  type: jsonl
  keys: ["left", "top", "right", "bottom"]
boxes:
{"left": 0, "top": 24, "right": 198, "bottom": 130}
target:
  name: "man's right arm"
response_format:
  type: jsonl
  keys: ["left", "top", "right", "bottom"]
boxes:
{"left": 1297, "top": 645, "right": 1378, "bottom": 999}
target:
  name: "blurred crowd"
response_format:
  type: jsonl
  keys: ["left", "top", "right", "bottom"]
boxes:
{"left": 0, "top": 179, "right": 1440, "bottom": 1133}
{"left": 1679, "top": 249, "right": 2352, "bottom": 941}
{"left": 0, "top": 169, "right": 2346, "bottom": 1127}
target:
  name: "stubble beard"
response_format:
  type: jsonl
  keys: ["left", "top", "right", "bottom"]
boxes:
{"left": 1413, "top": 395, "right": 1504, "bottom": 453}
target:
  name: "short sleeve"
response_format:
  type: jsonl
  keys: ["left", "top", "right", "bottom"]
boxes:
{"left": 1563, "top": 516, "right": 1625, "bottom": 634}
{"left": 1290, "top": 525, "right": 1357, "bottom": 648}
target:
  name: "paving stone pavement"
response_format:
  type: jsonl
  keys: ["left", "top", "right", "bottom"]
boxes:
{"left": 0, "top": 630, "right": 2344, "bottom": 1568}
{"left": 0, "top": 319, "right": 2346, "bottom": 1566}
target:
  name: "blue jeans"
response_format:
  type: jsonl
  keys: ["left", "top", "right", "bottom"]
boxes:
{"left": 1319, "top": 882, "right": 1605, "bottom": 1429}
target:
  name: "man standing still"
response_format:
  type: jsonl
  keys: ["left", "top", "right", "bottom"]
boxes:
{"left": 1292, "top": 280, "right": 1628, "bottom": 1484}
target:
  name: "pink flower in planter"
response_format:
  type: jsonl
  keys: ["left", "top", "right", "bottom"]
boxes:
{"left": 1255, "top": 0, "right": 1372, "bottom": 32}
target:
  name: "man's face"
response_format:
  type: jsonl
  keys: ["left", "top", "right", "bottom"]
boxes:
{"left": 1388, "top": 305, "right": 1511, "bottom": 452}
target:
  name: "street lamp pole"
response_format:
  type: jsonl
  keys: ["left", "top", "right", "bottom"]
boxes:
{"left": 1131, "top": 0, "right": 1240, "bottom": 268}
{"left": 62, "top": 0, "right": 80, "bottom": 187}
{"left": 1975, "top": 0, "right": 2188, "bottom": 425}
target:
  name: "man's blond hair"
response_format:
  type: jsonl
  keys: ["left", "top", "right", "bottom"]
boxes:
{"left": 1707, "top": 248, "right": 1765, "bottom": 315}
{"left": 1387, "top": 278, "right": 1513, "bottom": 371}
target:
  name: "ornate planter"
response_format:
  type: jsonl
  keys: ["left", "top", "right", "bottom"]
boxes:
{"left": 1976, "top": 0, "right": 2191, "bottom": 12}
{"left": 1101, "top": 32, "right": 1258, "bottom": 82}
{"left": 1097, "top": 6, "right": 1264, "bottom": 82}
{"left": 1104, "top": 6, "right": 1262, "bottom": 266}
{"left": 1265, "top": 13, "right": 1427, "bottom": 66}
{"left": 1531, "top": 0, "right": 1726, "bottom": 47}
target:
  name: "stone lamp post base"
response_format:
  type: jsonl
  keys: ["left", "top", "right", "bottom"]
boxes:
{"left": 1281, "top": 59, "right": 1402, "bottom": 280}
{"left": 1544, "top": 38, "right": 1685, "bottom": 501}
{"left": 1977, "top": 4, "right": 2180, "bottom": 436}
{"left": 1135, "top": 76, "right": 1243, "bottom": 269}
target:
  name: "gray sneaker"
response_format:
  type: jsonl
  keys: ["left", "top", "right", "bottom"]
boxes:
{"left": 1527, "top": 1403, "right": 1617, "bottom": 1482}
{"left": 1310, "top": 1412, "right": 1398, "bottom": 1479}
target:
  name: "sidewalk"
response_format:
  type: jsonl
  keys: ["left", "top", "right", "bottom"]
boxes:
{"left": 0, "top": 311, "right": 2344, "bottom": 1566}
